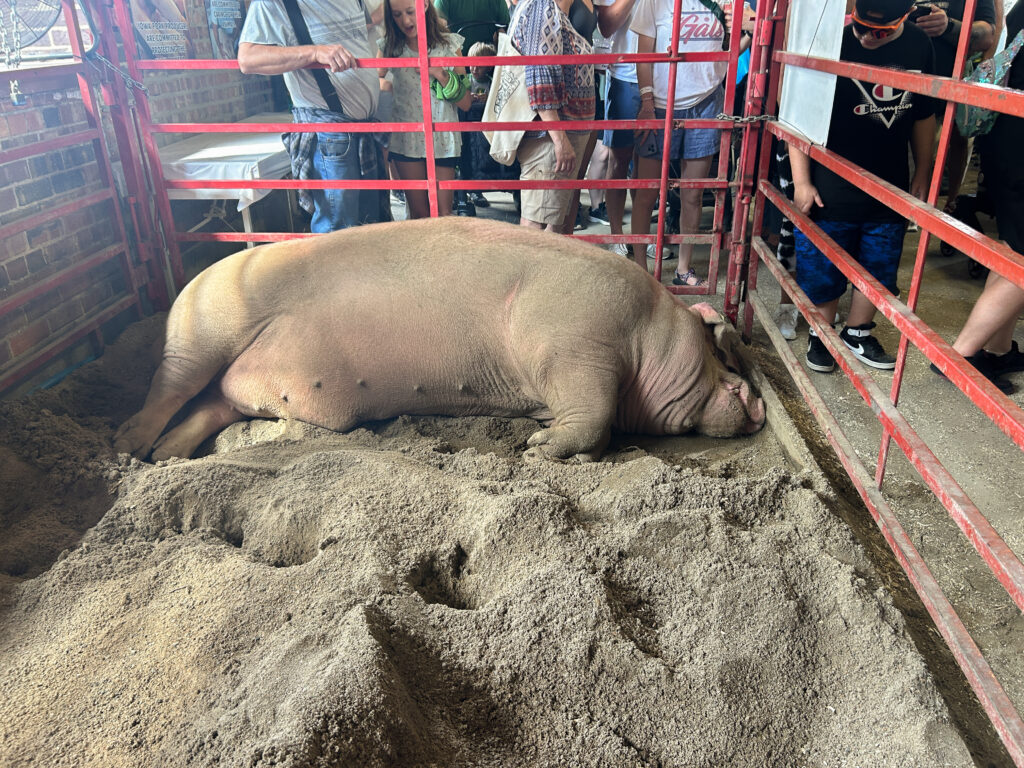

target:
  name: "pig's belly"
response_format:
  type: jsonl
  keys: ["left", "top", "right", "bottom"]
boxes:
{"left": 215, "top": 316, "right": 550, "bottom": 430}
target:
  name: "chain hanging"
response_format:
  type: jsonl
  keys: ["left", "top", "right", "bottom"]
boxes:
{"left": 86, "top": 50, "right": 148, "bottom": 105}
{"left": 715, "top": 112, "right": 777, "bottom": 126}
{"left": 3, "top": 0, "right": 26, "bottom": 105}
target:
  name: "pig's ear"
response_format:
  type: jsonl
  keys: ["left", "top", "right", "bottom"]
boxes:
{"left": 689, "top": 302, "right": 725, "bottom": 326}
{"left": 689, "top": 303, "right": 747, "bottom": 376}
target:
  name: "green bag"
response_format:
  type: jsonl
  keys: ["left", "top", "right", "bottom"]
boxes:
{"left": 955, "top": 28, "right": 1024, "bottom": 138}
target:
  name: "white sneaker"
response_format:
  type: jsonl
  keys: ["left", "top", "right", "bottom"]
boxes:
{"left": 646, "top": 243, "right": 676, "bottom": 261}
{"left": 608, "top": 242, "right": 631, "bottom": 257}
{"left": 775, "top": 305, "right": 799, "bottom": 340}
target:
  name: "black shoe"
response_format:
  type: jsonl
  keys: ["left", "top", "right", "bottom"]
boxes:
{"left": 839, "top": 323, "right": 895, "bottom": 369}
{"left": 469, "top": 191, "right": 490, "bottom": 208}
{"left": 806, "top": 331, "right": 835, "bottom": 373}
{"left": 930, "top": 355, "right": 1016, "bottom": 394}
{"left": 455, "top": 200, "right": 476, "bottom": 217}
{"left": 990, "top": 340, "right": 1024, "bottom": 374}
{"left": 588, "top": 203, "right": 609, "bottom": 224}
{"left": 574, "top": 208, "right": 589, "bottom": 231}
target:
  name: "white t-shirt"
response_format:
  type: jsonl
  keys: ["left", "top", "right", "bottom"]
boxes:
{"left": 593, "top": 0, "right": 638, "bottom": 82}
{"left": 629, "top": 0, "right": 728, "bottom": 109}
{"left": 241, "top": 0, "right": 380, "bottom": 119}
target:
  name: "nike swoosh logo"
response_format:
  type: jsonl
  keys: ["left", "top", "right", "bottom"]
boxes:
{"left": 848, "top": 343, "right": 865, "bottom": 355}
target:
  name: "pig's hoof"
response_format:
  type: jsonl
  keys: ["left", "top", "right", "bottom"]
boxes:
{"left": 523, "top": 445, "right": 566, "bottom": 462}
{"left": 113, "top": 423, "right": 152, "bottom": 460}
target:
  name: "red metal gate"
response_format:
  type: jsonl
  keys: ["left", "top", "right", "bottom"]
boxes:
{"left": 730, "top": 0, "right": 1024, "bottom": 763}
{"left": 0, "top": 0, "right": 165, "bottom": 395}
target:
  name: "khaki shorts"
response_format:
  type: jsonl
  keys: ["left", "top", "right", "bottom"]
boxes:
{"left": 517, "top": 131, "right": 591, "bottom": 226}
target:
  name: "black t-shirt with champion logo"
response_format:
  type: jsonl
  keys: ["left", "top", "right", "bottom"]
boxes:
{"left": 811, "top": 23, "right": 936, "bottom": 222}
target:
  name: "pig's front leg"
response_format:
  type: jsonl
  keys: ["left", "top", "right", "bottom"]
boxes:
{"left": 523, "top": 361, "right": 619, "bottom": 462}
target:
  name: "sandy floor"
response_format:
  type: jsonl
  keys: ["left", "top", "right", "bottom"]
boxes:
{"left": 0, "top": 311, "right": 974, "bottom": 767}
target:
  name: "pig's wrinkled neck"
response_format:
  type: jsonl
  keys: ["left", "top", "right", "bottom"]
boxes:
{"left": 615, "top": 322, "right": 710, "bottom": 435}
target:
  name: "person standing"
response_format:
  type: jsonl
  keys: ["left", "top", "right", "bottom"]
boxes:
{"left": 378, "top": 0, "right": 472, "bottom": 218}
{"left": 594, "top": 0, "right": 641, "bottom": 257}
{"left": 935, "top": 0, "right": 1024, "bottom": 393}
{"left": 511, "top": 0, "right": 596, "bottom": 232}
{"left": 909, "top": 0, "right": 996, "bottom": 211}
{"left": 239, "top": 0, "right": 390, "bottom": 232}
{"left": 630, "top": 0, "right": 753, "bottom": 284}
{"left": 790, "top": 0, "right": 936, "bottom": 373}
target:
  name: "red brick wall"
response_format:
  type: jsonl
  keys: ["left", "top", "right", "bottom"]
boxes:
{"left": 0, "top": 1, "right": 275, "bottom": 397}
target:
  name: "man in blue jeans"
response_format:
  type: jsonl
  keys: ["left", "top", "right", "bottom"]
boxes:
{"left": 790, "top": 0, "right": 935, "bottom": 372}
{"left": 239, "top": 0, "right": 390, "bottom": 232}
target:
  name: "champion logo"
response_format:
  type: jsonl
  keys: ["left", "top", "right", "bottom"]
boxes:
{"left": 851, "top": 70, "right": 921, "bottom": 129}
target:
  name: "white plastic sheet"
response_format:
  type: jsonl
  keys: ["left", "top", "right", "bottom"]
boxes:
{"left": 778, "top": 0, "right": 846, "bottom": 145}
{"left": 159, "top": 112, "right": 292, "bottom": 211}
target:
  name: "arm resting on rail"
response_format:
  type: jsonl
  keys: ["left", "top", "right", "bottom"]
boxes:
{"left": 237, "top": 42, "right": 358, "bottom": 75}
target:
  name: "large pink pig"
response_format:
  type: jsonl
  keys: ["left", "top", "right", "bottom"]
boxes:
{"left": 115, "top": 217, "right": 764, "bottom": 461}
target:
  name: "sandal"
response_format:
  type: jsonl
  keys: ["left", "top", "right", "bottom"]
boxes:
{"left": 672, "top": 268, "right": 707, "bottom": 288}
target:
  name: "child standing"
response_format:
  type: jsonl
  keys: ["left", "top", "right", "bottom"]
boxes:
{"left": 379, "top": 0, "right": 473, "bottom": 218}
{"left": 459, "top": 41, "right": 524, "bottom": 212}
{"left": 790, "top": 0, "right": 936, "bottom": 372}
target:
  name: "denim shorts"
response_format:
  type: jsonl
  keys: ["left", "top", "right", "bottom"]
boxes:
{"left": 603, "top": 76, "right": 640, "bottom": 149}
{"left": 639, "top": 87, "right": 724, "bottom": 161}
{"left": 794, "top": 220, "right": 905, "bottom": 305}
{"left": 389, "top": 152, "right": 459, "bottom": 168}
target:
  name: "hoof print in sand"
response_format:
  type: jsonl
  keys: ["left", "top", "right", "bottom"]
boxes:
{"left": 407, "top": 543, "right": 474, "bottom": 610}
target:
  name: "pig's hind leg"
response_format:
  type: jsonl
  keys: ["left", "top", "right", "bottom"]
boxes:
{"left": 114, "top": 353, "right": 225, "bottom": 459}
{"left": 149, "top": 389, "right": 245, "bottom": 460}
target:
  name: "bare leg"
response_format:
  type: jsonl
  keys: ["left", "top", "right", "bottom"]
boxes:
{"left": 943, "top": 131, "right": 971, "bottom": 210}
{"left": 952, "top": 271, "right": 1024, "bottom": 357}
{"left": 396, "top": 161, "right": 456, "bottom": 218}
{"left": 586, "top": 140, "right": 610, "bottom": 209}
{"left": 631, "top": 155, "right": 661, "bottom": 271}
{"left": 558, "top": 131, "right": 598, "bottom": 235}
{"left": 606, "top": 144, "right": 636, "bottom": 237}
{"left": 676, "top": 154, "right": 714, "bottom": 279}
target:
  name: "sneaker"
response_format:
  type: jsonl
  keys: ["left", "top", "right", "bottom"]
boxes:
{"left": 806, "top": 330, "right": 835, "bottom": 373}
{"left": 930, "top": 355, "right": 1016, "bottom": 394}
{"left": 646, "top": 243, "right": 676, "bottom": 261}
{"left": 839, "top": 323, "right": 895, "bottom": 369}
{"left": 989, "top": 340, "right": 1024, "bottom": 374}
{"left": 574, "top": 208, "right": 589, "bottom": 231}
{"left": 588, "top": 203, "right": 609, "bottom": 224}
{"left": 608, "top": 242, "right": 631, "bottom": 257}
{"left": 469, "top": 191, "right": 490, "bottom": 208}
{"left": 775, "top": 305, "right": 799, "bottom": 341}
{"left": 454, "top": 200, "right": 476, "bottom": 217}
{"left": 391, "top": 189, "right": 406, "bottom": 203}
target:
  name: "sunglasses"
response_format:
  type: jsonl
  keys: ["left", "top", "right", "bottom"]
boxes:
{"left": 850, "top": 9, "right": 910, "bottom": 38}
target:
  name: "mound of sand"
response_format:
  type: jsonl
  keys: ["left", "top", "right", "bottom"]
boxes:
{"left": 0, "top": 316, "right": 971, "bottom": 766}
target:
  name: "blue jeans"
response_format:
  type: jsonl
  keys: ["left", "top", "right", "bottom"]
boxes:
{"left": 794, "top": 220, "right": 905, "bottom": 304}
{"left": 311, "top": 131, "right": 385, "bottom": 233}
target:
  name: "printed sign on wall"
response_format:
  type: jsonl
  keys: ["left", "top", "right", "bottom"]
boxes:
{"left": 206, "top": 0, "right": 245, "bottom": 58}
{"left": 129, "top": 0, "right": 195, "bottom": 58}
